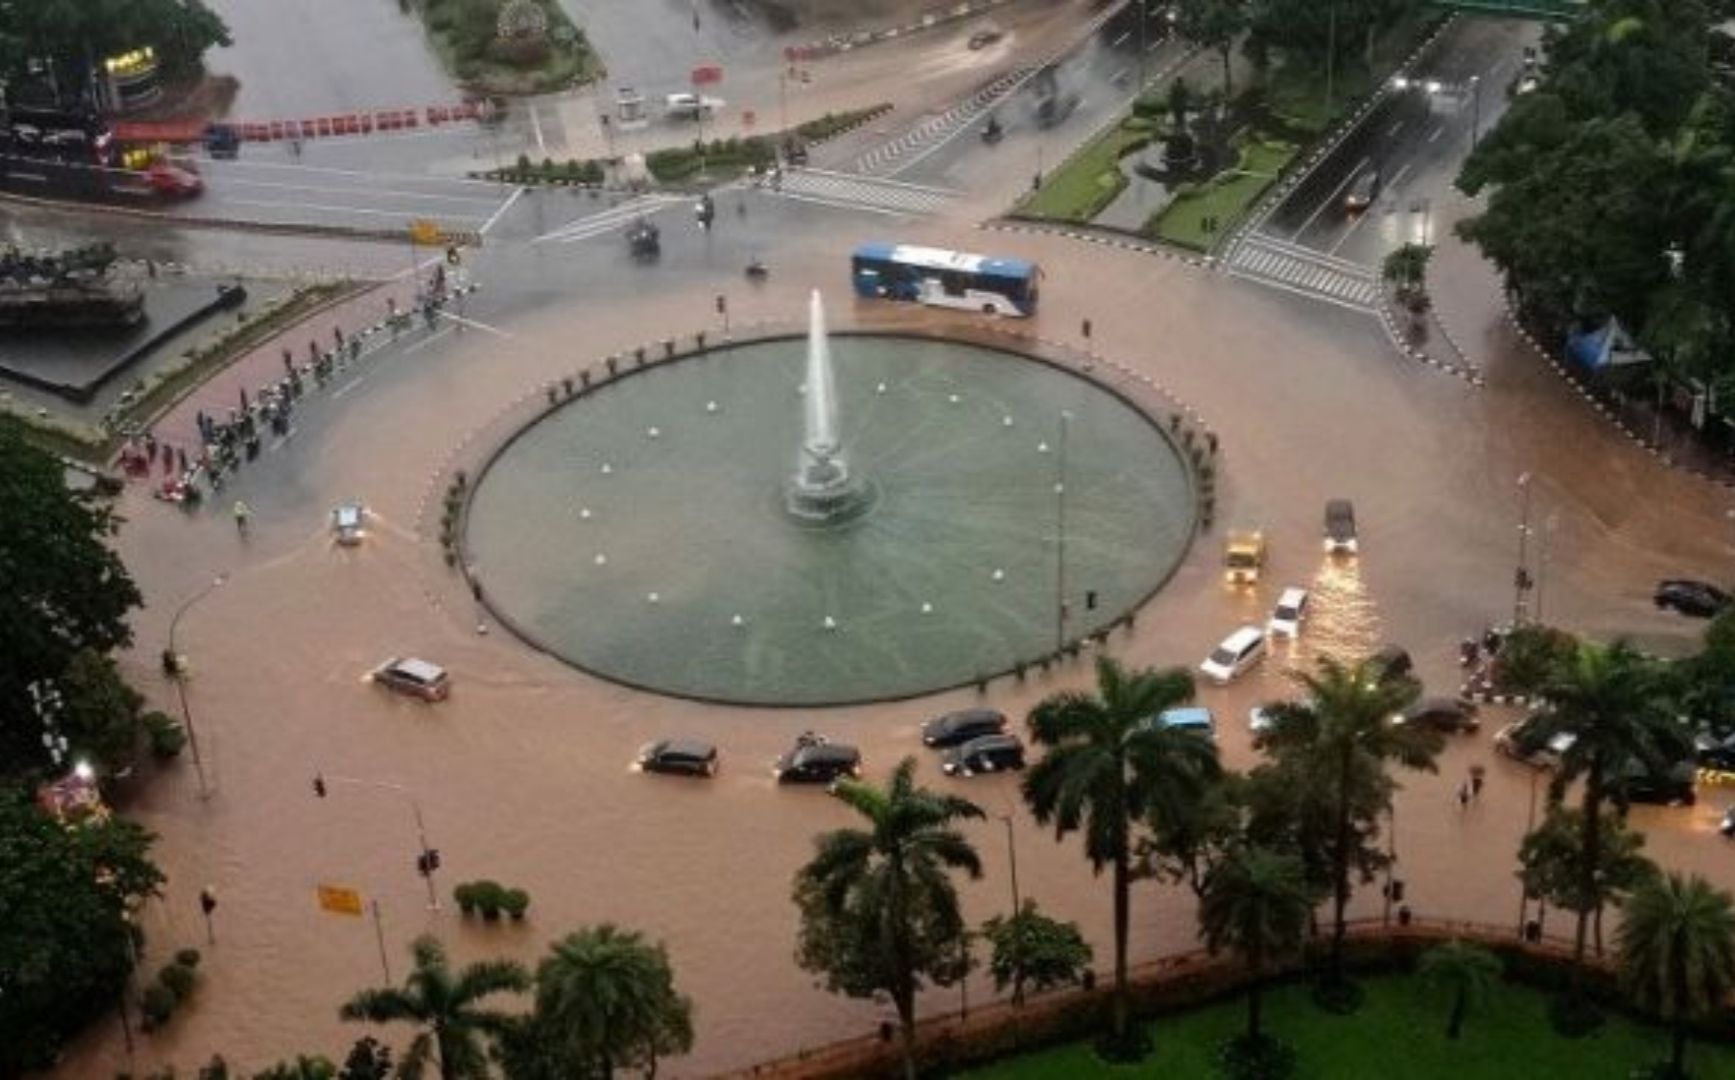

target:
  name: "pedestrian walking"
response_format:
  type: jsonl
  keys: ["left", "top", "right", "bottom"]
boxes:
{"left": 1470, "top": 764, "right": 1486, "bottom": 799}
{"left": 333, "top": 325, "right": 345, "bottom": 348}
{"left": 1456, "top": 781, "right": 1471, "bottom": 810}
{"left": 233, "top": 500, "right": 251, "bottom": 535}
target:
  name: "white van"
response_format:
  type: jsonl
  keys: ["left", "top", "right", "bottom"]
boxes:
{"left": 1200, "top": 625, "right": 1267, "bottom": 685}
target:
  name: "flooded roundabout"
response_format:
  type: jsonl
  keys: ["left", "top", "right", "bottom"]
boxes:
{"left": 464, "top": 293, "right": 1201, "bottom": 705}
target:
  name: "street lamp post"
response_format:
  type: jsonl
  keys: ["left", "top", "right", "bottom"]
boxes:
{"left": 315, "top": 771, "right": 442, "bottom": 910}
{"left": 1534, "top": 513, "right": 1559, "bottom": 623}
{"left": 1468, "top": 74, "right": 1481, "bottom": 149}
{"left": 1512, "top": 473, "right": 1534, "bottom": 628}
{"left": 1516, "top": 766, "right": 1540, "bottom": 936}
{"left": 168, "top": 573, "right": 228, "bottom": 799}
{"left": 1000, "top": 814, "right": 1026, "bottom": 1005}
{"left": 1054, "top": 411, "right": 1072, "bottom": 653}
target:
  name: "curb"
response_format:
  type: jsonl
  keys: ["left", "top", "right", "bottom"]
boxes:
{"left": 785, "top": 0, "right": 1021, "bottom": 61}
{"left": 1375, "top": 290, "right": 1484, "bottom": 387}
{"left": 980, "top": 219, "right": 1211, "bottom": 269}
{"left": 0, "top": 190, "right": 484, "bottom": 247}
{"left": 1499, "top": 295, "right": 1735, "bottom": 492}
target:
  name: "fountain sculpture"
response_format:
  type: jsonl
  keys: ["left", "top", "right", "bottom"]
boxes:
{"left": 784, "top": 290, "right": 870, "bottom": 522}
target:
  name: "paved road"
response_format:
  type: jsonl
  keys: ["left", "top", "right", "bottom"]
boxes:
{"left": 1231, "top": 16, "right": 1542, "bottom": 307}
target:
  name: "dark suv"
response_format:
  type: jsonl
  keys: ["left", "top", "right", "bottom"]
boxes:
{"left": 1615, "top": 761, "right": 1697, "bottom": 807}
{"left": 1398, "top": 697, "right": 1480, "bottom": 734}
{"left": 921, "top": 708, "right": 1008, "bottom": 748}
{"left": 773, "top": 743, "right": 862, "bottom": 784}
{"left": 941, "top": 734, "right": 1026, "bottom": 777}
{"left": 1365, "top": 645, "right": 1413, "bottom": 686}
{"left": 637, "top": 739, "right": 719, "bottom": 777}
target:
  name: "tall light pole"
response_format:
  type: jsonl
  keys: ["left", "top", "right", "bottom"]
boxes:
{"left": 1000, "top": 813, "right": 1026, "bottom": 1005}
{"left": 1323, "top": 3, "right": 1338, "bottom": 122}
{"left": 168, "top": 573, "right": 228, "bottom": 799}
{"left": 1054, "top": 410, "right": 1072, "bottom": 652}
{"left": 314, "top": 771, "right": 442, "bottom": 911}
{"left": 1512, "top": 473, "right": 1534, "bottom": 628}
{"left": 1534, "top": 513, "right": 1559, "bottom": 623}
{"left": 1516, "top": 766, "right": 1540, "bottom": 936}
{"left": 1468, "top": 74, "right": 1481, "bottom": 149}
{"left": 1137, "top": 0, "right": 1148, "bottom": 89}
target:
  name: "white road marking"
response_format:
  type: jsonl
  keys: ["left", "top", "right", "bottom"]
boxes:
{"left": 771, "top": 191, "right": 916, "bottom": 218}
{"left": 1427, "top": 125, "right": 1444, "bottom": 143}
{"left": 217, "top": 175, "right": 502, "bottom": 207}
{"left": 1112, "top": 31, "right": 1130, "bottom": 47}
{"left": 404, "top": 326, "right": 455, "bottom": 354}
{"left": 1290, "top": 156, "right": 1368, "bottom": 243}
{"left": 439, "top": 312, "right": 512, "bottom": 338}
{"left": 222, "top": 197, "right": 485, "bottom": 223}
{"left": 478, "top": 186, "right": 525, "bottom": 235}
{"left": 529, "top": 104, "right": 547, "bottom": 155}
{"left": 1387, "top": 121, "right": 1404, "bottom": 137}
{"left": 269, "top": 426, "right": 298, "bottom": 451}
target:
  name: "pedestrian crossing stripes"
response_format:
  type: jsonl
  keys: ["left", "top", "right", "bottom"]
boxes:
{"left": 851, "top": 66, "right": 1035, "bottom": 177}
{"left": 765, "top": 167, "right": 958, "bottom": 217}
{"left": 1226, "top": 233, "right": 1380, "bottom": 312}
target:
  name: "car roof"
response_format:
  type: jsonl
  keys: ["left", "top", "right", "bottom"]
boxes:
{"left": 1218, "top": 625, "right": 1265, "bottom": 650}
{"left": 390, "top": 658, "right": 445, "bottom": 681}
{"left": 660, "top": 739, "right": 716, "bottom": 759}
{"left": 1326, "top": 498, "right": 1354, "bottom": 516}
{"left": 1275, "top": 587, "right": 1308, "bottom": 608}
{"left": 795, "top": 743, "right": 860, "bottom": 763}
{"left": 933, "top": 708, "right": 1005, "bottom": 729}
{"left": 1409, "top": 697, "right": 1464, "bottom": 714}
{"left": 1158, "top": 707, "right": 1214, "bottom": 728}
{"left": 960, "top": 733, "right": 1019, "bottom": 752}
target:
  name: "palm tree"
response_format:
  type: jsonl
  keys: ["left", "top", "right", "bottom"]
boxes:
{"left": 794, "top": 756, "right": 983, "bottom": 1080}
{"left": 1531, "top": 641, "right": 1692, "bottom": 991}
{"left": 1198, "top": 845, "right": 1311, "bottom": 1046}
{"left": 1022, "top": 655, "right": 1221, "bottom": 1056}
{"left": 339, "top": 935, "right": 529, "bottom": 1080}
{"left": 1618, "top": 873, "right": 1735, "bottom": 1080}
{"left": 1418, "top": 940, "right": 1503, "bottom": 1040}
{"left": 530, "top": 924, "right": 693, "bottom": 1078}
{"left": 1261, "top": 655, "right": 1439, "bottom": 997}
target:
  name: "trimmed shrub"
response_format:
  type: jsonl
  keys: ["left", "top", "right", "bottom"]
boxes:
{"left": 144, "top": 711, "right": 186, "bottom": 758}
{"left": 501, "top": 888, "right": 530, "bottom": 920}
{"left": 174, "top": 948, "right": 201, "bottom": 969}
{"left": 139, "top": 984, "right": 177, "bottom": 1030}
{"left": 158, "top": 961, "right": 197, "bottom": 1002}
{"left": 475, "top": 880, "right": 505, "bottom": 921}
{"left": 454, "top": 882, "right": 477, "bottom": 916}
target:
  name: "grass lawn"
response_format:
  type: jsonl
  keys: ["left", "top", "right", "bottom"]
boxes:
{"left": 1016, "top": 121, "right": 1154, "bottom": 223}
{"left": 964, "top": 973, "right": 1735, "bottom": 1079}
{"left": 1148, "top": 140, "right": 1295, "bottom": 251}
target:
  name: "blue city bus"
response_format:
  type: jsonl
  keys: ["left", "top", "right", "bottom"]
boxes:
{"left": 850, "top": 242, "right": 1040, "bottom": 317}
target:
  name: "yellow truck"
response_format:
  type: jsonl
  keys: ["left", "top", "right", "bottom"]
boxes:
{"left": 1225, "top": 529, "right": 1266, "bottom": 585}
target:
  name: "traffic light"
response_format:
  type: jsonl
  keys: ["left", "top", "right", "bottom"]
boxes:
{"left": 715, "top": 294, "right": 726, "bottom": 316}
{"left": 1085, "top": 589, "right": 1098, "bottom": 611}
{"left": 312, "top": 774, "right": 327, "bottom": 798}
{"left": 199, "top": 887, "right": 217, "bottom": 916}
{"left": 417, "top": 849, "right": 442, "bottom": 876}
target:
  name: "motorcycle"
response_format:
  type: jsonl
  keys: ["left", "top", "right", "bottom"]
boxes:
{"left": 981, "top": 115, "right": 1003, "bottom": 144}
{"left": 745, "top": 257, "right": 769, "bottom": 281}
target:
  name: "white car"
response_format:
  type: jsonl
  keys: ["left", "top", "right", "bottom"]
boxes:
{"left": 1249, "top": 706, "right": 1275, "bottom": 743}
{"left": 664, "top": 93, "right": 723, "bottom": 119}
{"left": 1268, "top": 587, "right": 1309, "bottom": 638}
{"left": 1200, "top": 625, "right": 1267, "bottom": 685}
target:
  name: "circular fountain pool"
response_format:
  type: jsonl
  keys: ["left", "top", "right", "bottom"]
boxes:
{"left": 464, "top": 331, "right": 1198, "bottom": 706}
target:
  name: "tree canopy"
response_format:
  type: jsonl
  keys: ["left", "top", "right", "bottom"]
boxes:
{"left": 0, "top": 428, "right": 142, "bottom": 777}
{"left": 0, "top": 786, "right": 163, "bottom": 1073}
{"left": 0, "top": 0, "right": 230, "bottom": 93}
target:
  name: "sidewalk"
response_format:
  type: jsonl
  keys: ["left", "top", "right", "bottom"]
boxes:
{"left": 143, "top": 279, "right": 425, "bottom": 460}
{"left": 1426, "top": 190, "right": 1735, "bottom": 490}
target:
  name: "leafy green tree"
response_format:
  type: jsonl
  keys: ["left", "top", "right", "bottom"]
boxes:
{"left": 0, "top": 786, "right": 162, "bottom": 1074}
{"left": 339, "top": 935, "right": 528, "bottom": 1080}
{"left": 980, "top": 899, "right": 1094, "bottom": 1005}
{"left": 522, "top": 924, "right": 693, "bottom": 1078}
{"left": 1259, "top": 655, "right": 1439, "bottom": 1003}
{"left": 1175, "top": 0, "right": 1249, "bottom": 102}
{"left": 1140, "top": 769, "right": 1245, "bottom": 899}
{"left": 0, "top": 427, "right": 142, "bottom": 776}
{"left": 793, "top": 757, "right": 982, "bottom": 1080}
{"left": 1529, "top": 641, "right": 1692, "bottom": 1002}
{"left": 1618, "top": 872, "right": 1735, "bottom": 1080}
{"left": 252, "top": 1056, "right": 337, "bottom": 1080}
{"left": 1198, "top": 845, "right": 1310, "bottom": 1046}
{"left": 2, "top": 0, "right": 230, "bottom": 91}
{"left": 1418, "top": 940, "right": 1503, "bottom": 1040}
{"left": 57, "top": 647, "right": 146, "bottom": 773}
{"left": 338, "top": 1036, "right": 393, "bottom": 1080}
{"left": 1022, "top": 655, "right": 1220, "bottom": 1057}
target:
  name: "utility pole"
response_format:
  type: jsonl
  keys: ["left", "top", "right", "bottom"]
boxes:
{"left": 1513, "top": 472, "right": 1534, "bottom": 627}
{"left": 168, "top": 573, "right": 228, "bottom": 799}
{"left": 1469, "top": 74, "right": 1481, "bottom": 149}
{"left": 313, "top": 772, "right": 441, "bottom": 910}
{"left": 1054, "top": 411, "right": 1072, "bottom": 652}
{"left": 1534, "top": 513, "right": 1558, "bottom": 623}
{"left": 1001, "top": 814, "right": 1026, "bottom": 1005}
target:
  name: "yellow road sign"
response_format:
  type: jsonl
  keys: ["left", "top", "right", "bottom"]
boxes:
{"left": 317, "top": 884, "right": 364, "bottom": 917}
{"left": 409, "top": 219, "right": 443, "bottom": 245}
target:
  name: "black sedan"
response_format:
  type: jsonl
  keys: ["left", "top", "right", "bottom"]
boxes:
{"left": 773, "top": 742, "right": 862, "bottom": 784}
{"left": 637, "top": 739, "right": 719, "bottom": 777}
{"left": 1397, "top": 697, "right": 1480, "bottom": 734}
{"left": 921, "top": 708, "right": 1008, "bottom": 748}
{"left": 1654, "top": 579, "right": 1731, "bottom": 618}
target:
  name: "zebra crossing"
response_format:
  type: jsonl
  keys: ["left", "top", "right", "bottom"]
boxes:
{"left": 529, "top": 194, "right": 686, "bottom": 245}
{"left": 765, "top": 167, "right": 958, "bottom": 217}
{"left": 851, "top": 66, "right": 1035, "bottom": 177}
{"left": 1225, "top": 233, "right": 1381, "bottom": 312}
